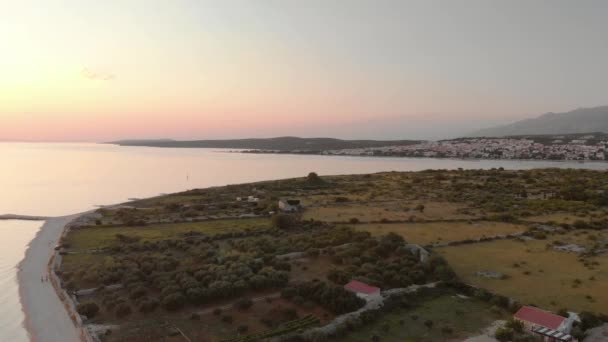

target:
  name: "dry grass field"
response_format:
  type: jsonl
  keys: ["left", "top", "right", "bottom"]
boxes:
{"left": 355, "top": 221, "right": 526, "bottom": 246}
{"left": 64, "top": 218, "right": 270, "bottom": 250}
{"left": 302, "top": 201, "right": 474, "bottom": 223}
{"left": 524, "top": 213, "right": 592, "bottom": 224}
{"left": 335, "top": 294, "right": 508, "bottom": 342}
{"left": 437, "top": 237, "right": 608, "bottom": 314}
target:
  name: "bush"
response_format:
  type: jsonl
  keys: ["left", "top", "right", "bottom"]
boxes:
{"left": 441, "top": 326, "right": 454, "bottom": 335}
{"left": 115, "top": 303, "right": 132, "bottom": 317}
{"left": 495, "top": 327, "right": 513, "bottom": 342}
{"left": 128, "top": 286, "right": 147, "bottom": 300}
{"left": 138, "top": 298, "right": 159, "bottom": 313}
{"left": 306, "top": 172, "right": 324, "bottom": 185}
{"left": 222, "top": 315, "right": 233, "bottom": 324}
{"left": 162, "top": 292, "right": 185, "bottom": 311}
{"left": 235, "top": 298, "right": 254, "bottom": 310}
{"left": 505, "top": 318, "right": 524, "bottom": 333}
{"left": 272, "top": 214, "right": 298, "bottom": 229}
{"left": 77, "top": 302, "right": 100, "bottom": 318}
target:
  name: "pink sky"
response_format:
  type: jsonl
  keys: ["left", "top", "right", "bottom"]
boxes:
{"left": 1, "top": 1, "right": 607, "bottom": 141}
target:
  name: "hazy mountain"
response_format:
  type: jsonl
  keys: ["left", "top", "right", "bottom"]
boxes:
{"left": 110, "top": 136, "right": 421, "bottom": 151}
{"left": 469, "top": 106, "right": 608, "bottom": 137}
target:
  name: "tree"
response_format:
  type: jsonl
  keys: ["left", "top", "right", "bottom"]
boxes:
{"left": 162, "top": 292, "right": 185, "bottom": 311}
{"left": 306, "top": 172, "right": 324, "bottom": 185}
{"left": 77, "top": 302, "right": 100, "bottom": 318}
{"left": 138, "top": 298, "right": 159, "bottom": 313}
{"left": 115, "top": 303, "right": 132, "bottom": 317}
{"left": 494, "top": 327, "right": 513, "bottom": 342}
{"left": 235, "top": 298, "right": 253, "bottom": 310}
{"left": 272, "top": 214, "right": 297, "bottom": 229}
{"left": 505, "top": 318, "right": 524, "bottom": 333}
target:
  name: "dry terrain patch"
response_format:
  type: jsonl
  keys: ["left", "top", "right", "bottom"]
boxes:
{"left": 302, "top": 201, "right": 473, "bottom": 223}
{"left": 524, "top": 213, "right": 591, "bottom": 224}
{"left": 355, "top": 221, "right": 526, "bottom": 246}
{"left": 438, "top": 238, "right": 608, "bottom": 314}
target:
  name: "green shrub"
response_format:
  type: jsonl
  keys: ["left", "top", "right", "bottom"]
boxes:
{"left": 77, "top": 302, "right": 100, "bottom": 318}
{"left": 115, "top": 303, "right": 132, "bottom": 317}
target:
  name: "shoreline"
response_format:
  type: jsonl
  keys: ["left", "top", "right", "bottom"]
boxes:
{"left": 239, "top": 150, "right": 608, "bottom": 164}
{"left": 17, "top": 213, "right": 90, "bottom": 342}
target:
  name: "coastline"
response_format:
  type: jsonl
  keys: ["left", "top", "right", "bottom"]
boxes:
{"left": 240, "top": 150, "right": 608, "bottom": 164}
{"left": 0, "top": 214, "right": 49, "bottom": 221}
{"left": 17, "top": 214, "right": 89, "bottom": 342}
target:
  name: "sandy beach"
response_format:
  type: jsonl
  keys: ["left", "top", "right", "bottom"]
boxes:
{"left": 18, "top": 214, "right": 84, "bottom": 342}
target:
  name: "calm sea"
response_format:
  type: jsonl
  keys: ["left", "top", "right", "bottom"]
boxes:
{"left": 2, "top": 142, "right": 608, "bottom": 341}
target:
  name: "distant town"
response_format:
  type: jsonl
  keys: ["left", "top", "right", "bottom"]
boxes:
{"left": 323, "top": 135, "right": 608, "bottom": 161}
{"left": 112, "top": 133, "right": 608, "bottom": 161}
{"left": 236, "top": 134, "right": 608, "bottom": 162}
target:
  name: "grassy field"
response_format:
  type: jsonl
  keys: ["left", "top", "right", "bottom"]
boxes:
{"left": 523, "top": 212, "right": 591, "bottom": 224}
{"left": 354, "top": 221, "right": 526, "bottom": 246}
{"left": 438, "top": 237, "right": 608, "bottom": 314}
{"left": 302, "top": 201, "right": 473, "bottom": 223}
{"left": 64, "top": 218, "right": 270, "bottom": 250}
{"left": 335, "top": 295, "right": 506, "bottom": 342}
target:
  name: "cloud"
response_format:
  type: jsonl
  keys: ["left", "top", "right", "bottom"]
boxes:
{"left": 81, "top": 67, "right": 115, "bottom": 81}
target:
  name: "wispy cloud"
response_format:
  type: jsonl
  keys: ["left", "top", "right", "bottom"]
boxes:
{"left": 81, "top": 67, "right": 115, "bottom": 81}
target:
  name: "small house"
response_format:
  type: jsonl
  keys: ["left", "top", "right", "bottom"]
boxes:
{"left": 278, "top": 199, "right": 301, "bottom": 212}
{"left": 514, "top": 306, "right": 573, "bottom": 341}
{"left": 344, "top": 280, "right": 380, "bottom": 300}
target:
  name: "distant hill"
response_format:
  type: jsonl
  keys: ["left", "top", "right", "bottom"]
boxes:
{"left": 109, "top": 136, "right": 421, "bottom": 151}
{"left": 469, "top": 106, "right": 608, "bottom": 137}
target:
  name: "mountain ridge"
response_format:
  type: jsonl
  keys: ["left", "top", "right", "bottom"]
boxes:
{"left": 469, "top": 106, "right": 608, "bottom": 137}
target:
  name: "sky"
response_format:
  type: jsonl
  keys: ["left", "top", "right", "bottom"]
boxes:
{"left": 1, "top": 0, "right": 607, "bottom": 141}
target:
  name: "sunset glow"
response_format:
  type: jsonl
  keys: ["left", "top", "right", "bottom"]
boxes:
{"left": 1, "top": 1, "right": 607, "bottom": 141}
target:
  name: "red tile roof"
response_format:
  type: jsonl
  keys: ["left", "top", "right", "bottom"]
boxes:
{"left": 514, "top": 306, "right": 566, "bottom": 330}
{"left": 344, "top": 280, "right": 380, "bottom": 295}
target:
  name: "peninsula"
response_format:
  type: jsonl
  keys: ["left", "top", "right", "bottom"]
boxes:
{"left": 43, "top": 169, "right": 608, "bottom": 341}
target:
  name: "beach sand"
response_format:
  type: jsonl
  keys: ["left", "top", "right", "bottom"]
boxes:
{"left": 18, "top": 215, "right": 83, "bottom": 342}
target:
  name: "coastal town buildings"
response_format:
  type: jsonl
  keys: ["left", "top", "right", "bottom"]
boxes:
{"left": 323, "top": 138, "right": 607, "bottom": 161}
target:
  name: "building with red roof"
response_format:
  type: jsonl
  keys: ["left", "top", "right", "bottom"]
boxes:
{"left": 514, "top": 306, "right": 573, "bottom": 341}
{"left": 514, "top": 306, "right": 566, "bottom": 330}
{"left": 344, "top": 280, "right": 380, "bottom": 298}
